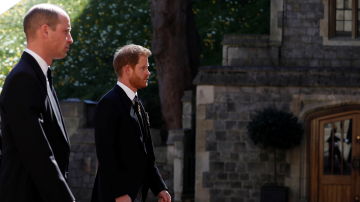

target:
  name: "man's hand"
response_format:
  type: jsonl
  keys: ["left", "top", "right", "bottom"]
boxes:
{"left": 115, "top": 194, "right": 131, "bottom": 202}
{"left": 157, "top": 190, "right": 171, "bottom": 202}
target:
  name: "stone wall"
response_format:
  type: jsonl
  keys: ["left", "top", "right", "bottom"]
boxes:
{"left": 224, "top": 0, "right": 360, "bottom": 68}
{"left": 193, "top": 66, "right": 360, "bottom": 202}
{"left": 61, "top": 100, "right": 97, "bottom": 202}
{"left": 281, "top": 0, "right": 360, "bottom": 67}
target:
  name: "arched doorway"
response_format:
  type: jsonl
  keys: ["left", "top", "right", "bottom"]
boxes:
{"left": 309, "top": 106, "right": 360, "bottom": 202}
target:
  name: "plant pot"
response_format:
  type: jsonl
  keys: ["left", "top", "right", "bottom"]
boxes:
{"left": 260, "top": 184, "right": 288, "bottom": 202}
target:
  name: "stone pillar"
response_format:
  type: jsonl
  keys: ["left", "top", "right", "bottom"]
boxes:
{"left": 167, "top": 129, "right": 184, "bottom": 202}
{"left": 181, "top": 91, "right": 196, "bottom": 202}
{"left": 194, "top": 85, "right": 214, "bottom": 202}
{"left": 182, "top": 91, "right": 193, "bottom": 130}
{"left": 270, "top": 0, "right": 283, "bottom": 45}
{"left": 166, "top": 90, "right": 194, "bottom": 202}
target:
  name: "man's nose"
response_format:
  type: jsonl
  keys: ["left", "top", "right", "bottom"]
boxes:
{"left": 67, "top": 34, "right": 73, "bottom": 44}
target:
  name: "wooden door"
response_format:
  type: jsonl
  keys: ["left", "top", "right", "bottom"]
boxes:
{"left": 310, "top": 111, "right": 360, "bottom": 202}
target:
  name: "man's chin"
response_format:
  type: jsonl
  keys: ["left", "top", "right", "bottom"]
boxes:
{"left": 54, "top": 54, "right": 67, "bottom": 60}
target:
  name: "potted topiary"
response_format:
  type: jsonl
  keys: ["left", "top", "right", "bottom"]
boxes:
{"left": 247, "top": 107, "right": 303, "bottom": 202}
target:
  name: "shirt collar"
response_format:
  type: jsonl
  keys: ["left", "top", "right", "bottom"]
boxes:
{"left": 117, "top": 81, "right": 138, "bottom": 101}
{"left": 25, "top": 48, "right": 49, "bottom": 77}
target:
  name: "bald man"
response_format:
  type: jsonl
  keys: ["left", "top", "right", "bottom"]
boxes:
{"left": 0, "top": 4, "right": 75, "bottom": 202}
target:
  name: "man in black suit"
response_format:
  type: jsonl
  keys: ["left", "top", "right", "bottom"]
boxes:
{"left": 91, "top": 44, "right": 171, "bottom": 202}
{"left": 0, "top": 4, "right": 75, "bottom": 202}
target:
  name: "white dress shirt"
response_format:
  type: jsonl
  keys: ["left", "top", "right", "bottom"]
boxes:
{"left": 117, "top": 81, "right": 138, "bottom": 102}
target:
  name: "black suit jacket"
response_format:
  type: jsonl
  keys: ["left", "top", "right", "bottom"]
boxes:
{"left": 0, "top": 52, "right": 75, "bottom": 202}
{"left": 91, "top": 85, "right": 167, "bottom": 202}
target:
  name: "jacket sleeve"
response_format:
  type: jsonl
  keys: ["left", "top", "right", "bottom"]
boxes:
{"left": 148, "top": 163, "right": 168, "bottom": 196}
{"left": 2, "top": 73, "right": 75, "bottom": 202}
{"left": 94, "top": 97, "right": 137, "bottom": 199}
{"left": 145, "top": 132, "right": 168, "bottom": 196}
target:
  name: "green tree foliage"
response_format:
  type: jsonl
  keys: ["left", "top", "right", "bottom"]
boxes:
{"left": 52, "top": 0, "right": 163, "bottom": 127}
{"left": 0, "top": 0, "right": 269, "bottom": 127}
{"left": 193, "top": 0, "right": 270, "bottom": 66}
{"left": 0, "top": 0, "right": 88, "bottom": 89}
{"left": 53, "top": 0, "right": 152, "bottom": 100}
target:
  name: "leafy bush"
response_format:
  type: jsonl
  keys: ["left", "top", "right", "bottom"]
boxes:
{"left": 247, "top": 107, "right": 303, "bottom": 184}
{"left": 247, "top": 107, "right": 303, "bottom": 150}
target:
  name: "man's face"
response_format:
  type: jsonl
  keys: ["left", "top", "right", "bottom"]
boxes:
{"left": 128, "top": 55, "right": 151, "bottom": 91}
{"left": 48, "top": 14, "right": 73, "bottom": 59}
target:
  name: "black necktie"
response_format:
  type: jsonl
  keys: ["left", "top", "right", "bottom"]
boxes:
{"left": 47, "top": 69, "right": 66, "bottom": 139}
{"left": 133, "top": 96, "right": 148, "bottom": 154}
{"left": 47, "top": 68, "right": 53, "bottom": 86}
{"left": 134, "top": 96, "right": 146, "bottom": 131}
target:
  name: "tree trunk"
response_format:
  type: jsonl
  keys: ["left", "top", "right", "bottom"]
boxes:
{"left": 150, "top": 0, "right": 200, "bottom": 130}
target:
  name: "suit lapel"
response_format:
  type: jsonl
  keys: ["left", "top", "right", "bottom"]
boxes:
{"left": 137, "top": 100, "right": 149, "bottom": 136}
{"left": 114, "top": 85, "right": 148, "bottom": 152}
{"left": 51, "top": 86, "right": 69, "bottom": 143}
{"left": 22, "top": 52, "right": 47, "bottom": 92}
{"left": 22, "top": 52, "right": 70, "bottom": 144}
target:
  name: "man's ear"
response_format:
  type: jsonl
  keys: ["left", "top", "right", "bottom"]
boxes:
{"left": 38, "top": 24, "right": 49, "bottom": 39}
{"left": 124, "top": 64, "right": 134, "bottom": 75}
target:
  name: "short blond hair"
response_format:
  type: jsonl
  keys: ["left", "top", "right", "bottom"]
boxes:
{"left": 113, "top": 44, "right": 151, "bottom": 76}
{"left": 23, "top": 3, "right": 68, "bottom": 38}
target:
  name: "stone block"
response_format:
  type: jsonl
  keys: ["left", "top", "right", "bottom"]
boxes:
{"left": 247, "top": 162, "right": 265, "bottom": 173}
{"left": 225, "top": 121, "right": 237, "bottom": 130}
{"left": 217, "top": 172, "right": 228, "bottom": 180}
{"left": 205, "top": 105, "right": 216, "bottom": 119}
{"left": 240, "top": 173, "right": 250, "bottom": 180}
{"left": 225, "top": 162, "right": 236, "bottom": 172}
{"left": 218, "top": 141, "right": 234, "bottom": 152}
{"left": 206, "top": 141, "right": 217, "bottom": 151}
{"left": 230, "top": 153, "right": 240, "bottom": 161}
{"left": 167, "top": 129, "right": 184, "bottom": 145}
{"left": 213, "top": 120, "right": 225, "bottom": 130}
{"left": 234, "top": 142, "right": 246, "bottom": 152}
{"left": 215, "top": 131, "right": 227, "bottom": 141}
{"left": 210, "top": 162, "right": 225, "bottom": 171}
{"left": 197, "top": 85, "right": 214, "bottom": 105}
{"left": 228, "top": 173, "right": 239, "bottom": 180}
{"left": 60, "top": 100, "right": 85, "bottom": 118}
{"left": 154, "top": 146, "right": 167, "bottom": 163}
{"left": 231, "top": 181, "right": 242, "bottom": 188}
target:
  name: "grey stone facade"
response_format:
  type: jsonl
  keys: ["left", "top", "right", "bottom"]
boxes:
{"left": 61, "top": 100, "right": 97, "bottom": 202}
{"left": 223, "top": 0, "right": 360, "bottom": 68}
{"left": 193, "top": 0, "right": 360, "bottom": 201}
{"left": 281, "top": 0, "right": 360, "bottom": 67}
{"left": 194, "top": 67, "right": 360, "bottom": 202}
